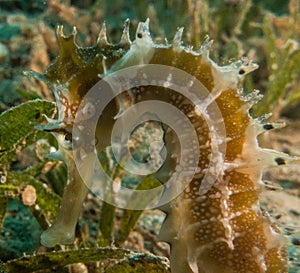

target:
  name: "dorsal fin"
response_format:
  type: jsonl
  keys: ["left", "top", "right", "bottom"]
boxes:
{"left": 97, "top": 22, "right": 109, "bottom": 46}
{"left": 119, "top": 18, "right": 131, "bottom": 46}
{"left": 172, "top": 27, "right": 184, "bottom": 49}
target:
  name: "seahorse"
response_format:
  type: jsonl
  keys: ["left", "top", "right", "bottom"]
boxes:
{"left": 31, "top": 19, "right": 298, "bottom": 273}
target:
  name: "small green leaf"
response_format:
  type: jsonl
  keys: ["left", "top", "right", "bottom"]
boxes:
{"left": 263, "top": 14, "right": 278, "bottom": 76}
{"left": 286, "top": 86, "right": 300, "bottom": 106}
{"left": 117, "top": 175, "right": 161, "bottom": 245}
{"left": 98, "top": 202, "right": 116, "bottom": 246}
{"left": 0, "top": 100, "right": 56, "bottom": 167}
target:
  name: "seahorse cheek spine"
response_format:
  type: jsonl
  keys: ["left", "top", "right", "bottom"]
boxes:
{"left": 31, "top": 19, "right": 291, "bottom": 273}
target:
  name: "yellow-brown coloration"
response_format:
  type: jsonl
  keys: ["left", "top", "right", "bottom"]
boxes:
{"left": 33, "top": 20, "right": 293, "bottom": 272}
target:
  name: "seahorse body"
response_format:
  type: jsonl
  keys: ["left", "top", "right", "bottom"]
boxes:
{"left": 34, "top": 19, "right": 291, "bottom": 273}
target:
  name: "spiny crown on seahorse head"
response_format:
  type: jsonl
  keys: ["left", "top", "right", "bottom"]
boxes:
{"left": 27, "top": 18, "right": 300, "bottom": 273}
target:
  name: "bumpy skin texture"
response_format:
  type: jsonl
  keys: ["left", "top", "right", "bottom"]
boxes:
{"left": 35, "top": 20, "right": 291, "bottom": 272}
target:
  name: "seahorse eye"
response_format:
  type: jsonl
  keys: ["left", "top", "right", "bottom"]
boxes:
{"left": 263, "top": 124, "right": 274, "bottom": 130}
{"left": 137, "top": 32, "right": 143, "bottom": 38}
{"left": 238, "top": 69, "right": 245, "bottom": 75}
{"left": 275, "top": 157, "right": 286, "bottom": 165}
{"left": 63, "top": 132, "right": 73, "bottom": 149}
{"left": 64, "top": 132, "right": 72, "bottom": 142}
